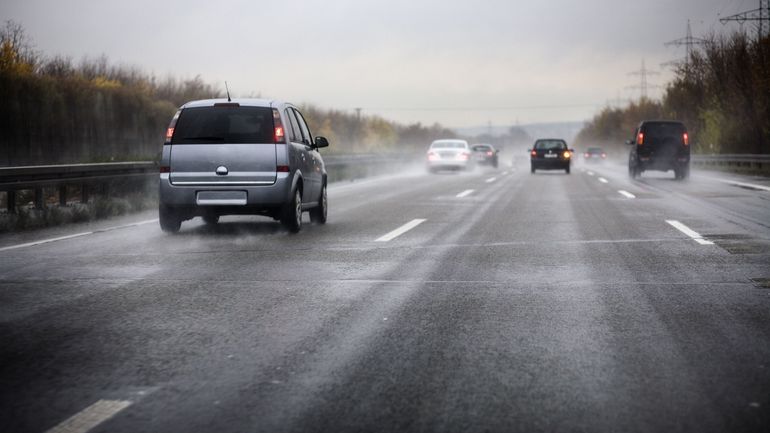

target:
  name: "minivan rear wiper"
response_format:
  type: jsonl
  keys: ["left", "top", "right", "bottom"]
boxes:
{"left": 182, "top": 136, "right": 226, "bottom": 141}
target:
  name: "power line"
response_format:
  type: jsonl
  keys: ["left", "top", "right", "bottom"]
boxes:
{"left": 720, "top": 0, "right": 770, "bottom": 40}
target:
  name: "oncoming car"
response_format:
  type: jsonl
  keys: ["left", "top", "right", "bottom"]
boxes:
{"left": 159, "top": 99, "right": 329, "bottom": 233}
{"left": 426, "top": 139, "right": 472, "bottom": 172}
{"left": 530, "top": 139, "right": 572, "bottom": 174}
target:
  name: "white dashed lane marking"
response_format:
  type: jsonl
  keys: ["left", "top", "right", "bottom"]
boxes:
{"left": 45, "top": 400, "right": 132, "bottom": 433}
{"left": 666, "top": 220, "right": 714, "bottom": 245}
{"left": 456, "top": 189, "right": 475, "bottom": 198}
{"left": 485, "top": 177, "right": 497, "bottom": 183}
{"left": 375, "top": 219, "right": 427, "bottom": 242}
{"left": 618, "top": 190, "right": 636, "bottom": 199}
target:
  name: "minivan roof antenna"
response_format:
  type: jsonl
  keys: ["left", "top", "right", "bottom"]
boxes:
{"left": 224, "top": 81, "right": 232, "bottom": 102}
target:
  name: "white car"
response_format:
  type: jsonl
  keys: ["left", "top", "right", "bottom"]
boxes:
{"left": 426, "top": 139, "right": 472, "bottom": 173}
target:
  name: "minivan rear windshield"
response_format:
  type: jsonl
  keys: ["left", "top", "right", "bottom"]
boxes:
{"left": 171, "top": 106, "right": 274, "bottom": 144}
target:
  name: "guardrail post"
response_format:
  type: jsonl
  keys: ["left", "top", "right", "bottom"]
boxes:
{"left": 59, "top": 185, "right": 67, "bottom": 206}
{"left": 81, "top": 184, "right": 89, "bottom": 204}
{"left": 7, "top": 190, "right": 16, "bottom": 213}
{"left": 34, "top": 188, "right": 44, "bottom": 210}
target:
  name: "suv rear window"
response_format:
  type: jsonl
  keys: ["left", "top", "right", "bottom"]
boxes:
{"left": 643, "top": 122, "right": 685, "bottom": 140}
{"left": 171, "top": 106, "right": 274, "bottom": 144}
{"left": 534, "top": 140, "right": 567, "bottom": 150}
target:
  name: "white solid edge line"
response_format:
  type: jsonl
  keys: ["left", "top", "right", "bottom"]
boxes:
{"left": 456, "top": 189, "right": 475, "bottom": 198}
{"left": 666, "top": 220, "right": 714, "bottom": 245}
{"left": 485, "top": 177, "right": 497, "bottom": 183}
{"left": 598, "top": 177, "right": 609, "bottom": 183}
{"left": 0, "top": 219, "right": 159, "bottom": 252}
{"left": 45, "top": 399, "right": 132, "bottom": 433}
{"left": 718, "top": 179, "right": 770, "bottom": 192}
{"left": 376, "top": 219, "right": 427, "bottom": 242}
{"left": 618, "top": 190, "right": 636, "bottom": 199}
{"left": 0, "top": 232, "right": 93, "bottom": 252}
{"left": 587, "top": 171, "right": 595, "bottom": 176}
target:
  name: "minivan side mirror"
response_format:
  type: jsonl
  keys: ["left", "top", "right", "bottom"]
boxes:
{"left": 314, "top": 136, "right": 329, "bottom": 148}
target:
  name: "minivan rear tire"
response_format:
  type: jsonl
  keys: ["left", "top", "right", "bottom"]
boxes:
{"left": 159, "top": 207, "right": 181, "bottom": 233}
{"left": 281, "top": 189, "right": 302, "bottom": 233}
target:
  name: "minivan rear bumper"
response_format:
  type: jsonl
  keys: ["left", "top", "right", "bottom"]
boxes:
{"left": 159, "top": 172, "right": 293, "bottom": 214}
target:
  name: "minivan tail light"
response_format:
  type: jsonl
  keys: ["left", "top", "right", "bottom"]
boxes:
{"left": 637, "top": 132, "right": 644, "bottom": 145}
{"left": 683, "top": 132, "right": 689, "bottom": 146}
{"left": 272, "top": 109, "right": 285, "bottom": 143}
{"left": 165, "top": 110, "right": 180, "bottom": 144}
{"left": 276, "top": 165, "right": 290, "bottom": 172}
{"left": 159, "top": 165, "right": 170, "bottom": 173}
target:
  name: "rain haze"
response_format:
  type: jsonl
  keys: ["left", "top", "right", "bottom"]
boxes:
{"left": 3, "top": 0, "right": 738, "bottom": 127}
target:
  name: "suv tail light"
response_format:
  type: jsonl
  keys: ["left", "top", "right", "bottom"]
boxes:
{"left": 563, "top": 151, "right": 571, "bottom": 159}
{"left": 637, "top": 132, "right": 644, "bottom": 145}
{"left": 531, "top": 150, "right": 537, "bottom": 157}
{"left": 683, "top": 132, "right": 689, "bottom": 146}
{"left": 273, "top": 109, "right": 285, "bottom": 143}
{"left": 164, "top": 110, "right": 180, "bottom": 144}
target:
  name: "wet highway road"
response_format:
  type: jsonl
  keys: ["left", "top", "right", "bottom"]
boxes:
{"left": 1, "top": 163, "right": 769, "bottom": 433}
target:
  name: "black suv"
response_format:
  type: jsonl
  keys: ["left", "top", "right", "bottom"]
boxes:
{"left": 627, "top": 121, "right": 690, "bottom": 180}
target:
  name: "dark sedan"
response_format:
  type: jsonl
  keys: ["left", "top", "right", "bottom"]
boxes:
{"left": 471, "top": 144, "right": 499, "bottom": 168}
{"left": 530, "top": 139, "right": 572, "bottom": 174}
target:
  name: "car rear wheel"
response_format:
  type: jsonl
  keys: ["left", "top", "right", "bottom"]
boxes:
{"left": 531, "top": 164, "right": 536, "bottom": 174}
{"left": 565, "top": 165, "right": 571, "bottom": 174}
{"left": 309, "top": 184, "right": 327, "bottom": 224}
{"left": 159, "top": 207, "right": 181, "bottom": 233}
{"left": 281, "top": 188, "right": 302, "bottom": 233}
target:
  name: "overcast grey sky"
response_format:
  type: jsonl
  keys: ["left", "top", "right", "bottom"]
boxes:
{"left": 3, "top": 0, "right": 751, "bottom": 127}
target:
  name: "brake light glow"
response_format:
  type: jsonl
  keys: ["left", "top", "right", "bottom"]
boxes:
{"left": 683, "top": 132, "right": 689, "bottom": 146}
{"left": 584, "top": 153, "right": 590, "bottom": 158}
{"left": 486, "top": 151, "right": 493, "bottom": 156}
{"left": 563, "top": 151, "right": 571, "bottom": 159}
{"left": 164, "top": 110, "right": 180, "bottom": 144}
{"left": 458, "top": 152, "right": 470, "bottom": 161}
{"left": 601, "top": 153, "right": 607, "bottom": 158}
{"left": 428, "top": 151, "right": 439, "bottom": 161}
{"left": 637, "top": 132, "right": 644, "bottom": 145}
{"left": 273, "top": 109, "right": 285, "bottom": 143}
{"left": 531, "top": 150, "right": 537, "bottom": 157}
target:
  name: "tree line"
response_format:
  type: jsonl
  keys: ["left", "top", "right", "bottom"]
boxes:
{"left": 0, "top": 21, "right": 457, "bottom": 166}
{"left": 575, "top": 31, "right": 769, "bottom": 156}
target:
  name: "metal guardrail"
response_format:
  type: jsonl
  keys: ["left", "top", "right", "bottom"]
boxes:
{"left": 0, "top": 156, "right": 416, "bottom": 212}
{"left": 690, "top": 154, "right": 770, "bottom": 173}
{"left": 0, "top": 162, "right": 158, "bottom": 212}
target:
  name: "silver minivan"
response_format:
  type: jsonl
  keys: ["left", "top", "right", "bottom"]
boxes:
{"left": 159, "top": 99, "right": 329, "bottom": 233}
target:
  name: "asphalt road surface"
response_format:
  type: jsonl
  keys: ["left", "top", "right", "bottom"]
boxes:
{"left": 2, "top": 162, "right": 769, "bottom": 433}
